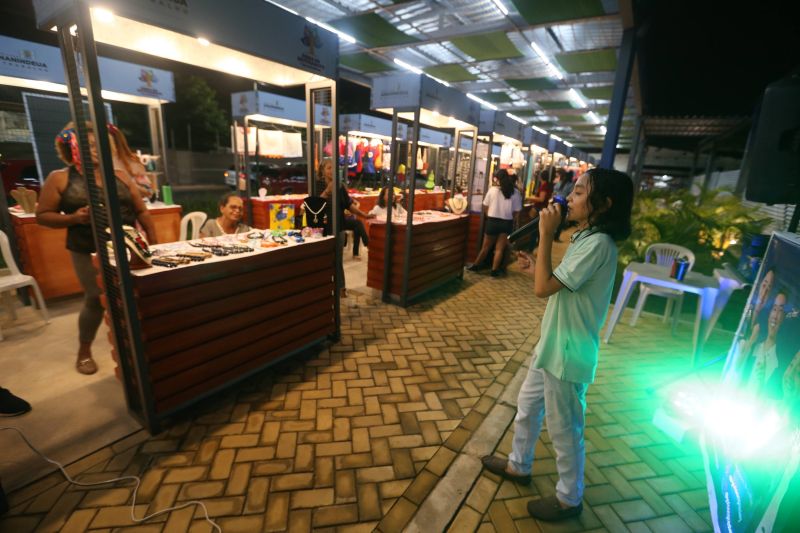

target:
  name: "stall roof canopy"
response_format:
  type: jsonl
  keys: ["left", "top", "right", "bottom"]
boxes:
{"left": 0, "top": 34, "right": 175, "bottom": 103}
{"left": 32, "top": 0, "right": 339, "bottom": 85}
{"left": 269, "top": 0, "right": 636, "bottom": 153}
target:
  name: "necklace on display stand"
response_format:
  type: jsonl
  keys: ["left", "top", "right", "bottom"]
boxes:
{"left": 303, "top": 200, "right": 327, "bottom": 224}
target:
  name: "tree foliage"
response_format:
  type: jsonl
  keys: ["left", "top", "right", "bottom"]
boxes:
{"left": 166, "top": 74, "right": 229, "bottom": 152}
{"left": 617, "top": 188, "right": 772, "bottom": 277}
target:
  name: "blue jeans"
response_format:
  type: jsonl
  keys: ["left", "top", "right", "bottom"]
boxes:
{"left": 508, "top": 363, "right": 588, "bottom": 507}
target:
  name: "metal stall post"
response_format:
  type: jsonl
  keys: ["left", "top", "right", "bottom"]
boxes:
{"left": 400, "top": 109, "right": 421, "bottom": 307}
{"left": 600, "top": 27, "right": 636, "bottom": 169}
{"left": 305, "top": 90, "right": 316, "bottom": 196}
{"left": 382, "top": 111, "right": 400, "bottom": 302}
{"left": 306, "top": 80, "right": 340, "bottom": 337}
{"left": 475, "top": 133, "right": 494, "bottom": 253}
{"left": 57, "top": 3, "right": 158, "bottom": 432}
{"left": 450, "top": 130, "right": 462, "bottom": 198}
{"left": 147, "top": 104, "right": 168, "bottom": 192}
{"left": 465, "top": 127, "right": 478, "bottom": 206}
{"left": 627, "top": 115, "right": 643, "bottom": 176}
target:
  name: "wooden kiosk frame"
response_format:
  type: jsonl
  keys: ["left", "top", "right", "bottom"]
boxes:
{"left": 370, "top": 73, "right": 480, "bottom": 307}
{"left": 32, "top": 0, "right": 342, "bottom": 433}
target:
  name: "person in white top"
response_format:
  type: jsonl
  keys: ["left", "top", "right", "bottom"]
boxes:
{"left": 368, "top": 186, "right": 407, "bottom": 221}
{"left": 467, "top": 169, "right": 522, "bottom": 276}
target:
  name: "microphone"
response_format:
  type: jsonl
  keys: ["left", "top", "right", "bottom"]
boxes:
{"left": 508, "top": 195, "right": 568, "bottom": 252}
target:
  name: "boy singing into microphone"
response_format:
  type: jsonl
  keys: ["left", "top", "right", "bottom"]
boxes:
{"left": 481, "top": 168, "right": 634, "bottom": 521}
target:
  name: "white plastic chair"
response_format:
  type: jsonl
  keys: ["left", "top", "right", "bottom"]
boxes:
{"left": 630, "top": 243, "right": 696, "bottom": 332}
{"left": 179, "top": 212, "right": 208, "bottom": 241}
{"left": 0, "top": 230, "right": 49, "bottom": 341}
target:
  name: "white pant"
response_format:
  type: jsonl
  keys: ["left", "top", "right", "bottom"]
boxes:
{"left": 508, "top": 364, "right": 588, "bottom": 507}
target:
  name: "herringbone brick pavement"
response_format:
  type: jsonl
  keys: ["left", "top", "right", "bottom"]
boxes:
{"left": 445, "top": 315, "right": 732, "bottom": 533}
{"left": 0, "top": 246, "right": 554, "bottom": 532}
{"left": 1, "top": 237, "right": 731, "bottom": 533}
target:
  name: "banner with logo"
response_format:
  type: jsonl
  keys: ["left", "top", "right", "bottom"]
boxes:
{"left": 706, "top": 231, "right": 800, "bottom": 532}
{"left": 32, "top": 0, "right": 338, "bottom": 79}
{"left": 339, "top": 113, "right": 408, "bottom": 141}
{"left": 479, "top": 109, "right": 523, "bottom": 141}
{"left": 0, "top": 35, "right": 175, "bottom": 102}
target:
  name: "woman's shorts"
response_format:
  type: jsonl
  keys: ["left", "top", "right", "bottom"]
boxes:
{"left": 485, "top": 217, "right": 513, "bottom": 236}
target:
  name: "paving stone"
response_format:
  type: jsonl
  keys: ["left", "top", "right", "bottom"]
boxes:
{"left": 646, "top": 514, "right": 693, "bottom": 533}
{"left": 335, "top": 469, "right": 357, "bottom": 503}
{"left": 487, "top": 500, "right": 516, "bottom": 532}
{"left": 404, "top": 469, "right": 440, "bottom": 505}
{"left": 465, "top": 476, "right": 499, "bottom": 514}
{"left": 214, "top": 514, "right": 263, "bottom": 532}
{"left": 447, "top": 506, "right": 482, "bottom": 532}
{"left": 357, "top": 483, "right": 383, "bottom": 521}
{"left": 291, "top": 488, "right": 334, "bottom": 509}
{"left": 425, "top": 447, "right": 457, "bottom": 477}
{"left": 178, "top": 481, "right": 226, "bottom": 500}
{"left": 287, "top": 509, "right": 312, "bottom": 533}
{"left": 243, "top": 477, "right": 269, "bottom": 514}
{"left": 264, "top": 492, "right": 290, "bottom": 532}
{"left": 312, "top": 503, "right": 359, "bottom": 528}
{"left": 376, "top": 497, "right": 417, "bottom": 532}
{"left": 612, "top": 499, "right": 658, "bottom": 522}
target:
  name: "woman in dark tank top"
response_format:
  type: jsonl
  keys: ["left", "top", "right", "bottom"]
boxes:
{"left": 36, "top": 122, "right": 157, "bottom": 375}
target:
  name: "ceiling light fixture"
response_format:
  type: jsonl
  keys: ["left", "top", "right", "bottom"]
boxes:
{"left": 530, "top": 42, "right": 564, "bottom": 80}
{"left": 600, "top": 125, "right": 608, "bottom": 134}
{"left": 197, "top": 37, "right": 210, "bottom": 46}
{"left": 426, "top": 74, "right": 451, "bottom": 87}
{"left": 588, "top": 111, "right": 602, "bottom": 124}
{"left": 531, "top": 125, "right": 548, "bottom": 134}
{"left": 467, "top": 93, "right": 498, "bottom": 111}
{"left": 264, "top": 0, "right": 298, "bottom": 16}
{"left": 564, "top": 141, "right": 573, "bottom": 147}
{"left": 491, "top": 0, "right": 509, "bottom": 16}
{"left": 393, "top": 58, "right": 423, "bottom": 76}
{"left": 506, "top": 113, "right": 527, "bottom": 125}
{"left": 569, "top": 88, "right": 587, "bottom": 108}
{"left": 551, "top": 134, "right": 563, "bottom": 142}
{"left": 305, "top": 16, "right": 356, "bottom": 44}
{"left": 92, "top": 8, "right": 114, "bottom": 23}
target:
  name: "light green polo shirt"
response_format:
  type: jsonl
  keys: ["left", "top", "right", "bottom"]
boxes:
{"left": 532, "top": 229, "right": 618, "bottom": 384}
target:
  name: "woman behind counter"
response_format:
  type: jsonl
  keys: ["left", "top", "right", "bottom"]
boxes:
{"left": 199, "top": 192, "right": 251, "bottom": 237}
{"left": 368, "top": 186, "right": 407, "bottom": 221}
{"left": 36, "top": 122, "right": 157, "bottom": 375}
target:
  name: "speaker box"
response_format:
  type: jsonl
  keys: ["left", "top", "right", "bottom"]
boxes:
{"left": 741, "top": 74, "right": 800, "bottom": 204}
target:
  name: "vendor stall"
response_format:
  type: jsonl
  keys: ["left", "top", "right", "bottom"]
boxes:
{"left": 340, "top": 113, "right": 408, "bottom": 189}
{"left": 467, "top": 110, "right": 526, "bottom": 263}
{"left": 33, "top": 0, "right": 340, "bottom": 432}
{"left": 106, "top": 235, "right": 335, "bottom": 415}
{"left": 371, "top": 72, "right": 479, "bottom": 306}
{"left": 367, "top": 211, "right": 468, "bottom": 302}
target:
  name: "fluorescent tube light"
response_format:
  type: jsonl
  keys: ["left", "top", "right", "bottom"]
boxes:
{"left": 506, "top": 113, "right": 527, "bottom": 125}
{"left": 551, "top": 134, "right": 563, "bottom": 142}
{"left": 569, "top": 88, "right": 587, "bottom": 108}
{"left": 467, "top": 93, "right": 498, "bottom": 111}
{"left": 531, "top": 125, "right": 548, "bottom": 134}
{"left": 491, "top": 0, "right": 509, "bottom": 16}
{"left": 530, "top": 42, "right": 564, "bottom": 80}
{"left": 305, "top": 16, "right": 356, "bottom": 44}
{"left": 564, "top": 141, "right": 573, "bottom": 147}
{"left": 393, "top": 58, "right": 423, "bottom": 75}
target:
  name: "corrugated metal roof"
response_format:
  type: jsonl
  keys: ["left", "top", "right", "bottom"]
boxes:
{"left": 269, "top": 0, "right": 636, "bottom": 148}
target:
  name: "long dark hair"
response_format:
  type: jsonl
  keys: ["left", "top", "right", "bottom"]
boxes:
{"left": 585, "top": 168, "right": 633, "bottom": 241}
{"left": 377, "top": 186, "right": 398, "bottom": 208}
{"left": 496, "top": 169, "right": 514, "bottom": 199}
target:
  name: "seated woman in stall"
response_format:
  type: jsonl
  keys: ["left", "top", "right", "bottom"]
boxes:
{"left": 368, "top": 186, "right": 407, "bottom": 221}
{"left": 199, "top": 192, "right": 251, "bottom": 237}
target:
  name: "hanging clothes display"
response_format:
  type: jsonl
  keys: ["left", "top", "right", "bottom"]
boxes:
{"left": 500, "top": 143, "right": 514, "bottom": 166}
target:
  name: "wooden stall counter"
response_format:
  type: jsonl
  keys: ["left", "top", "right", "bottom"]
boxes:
{"left": 9, "top": 203, "right": 183, "bottom": 300}
{"left": 102, "top": 235, "right": 336, "bottom": 415}
{"left": 147, "top": 202, "right": 182, "bottom": 243}
{"left": 10, "top": 210, "right": 81, "bottom": 299}
{"left": 367, "top": 211, "right": 468, "bottom": 304}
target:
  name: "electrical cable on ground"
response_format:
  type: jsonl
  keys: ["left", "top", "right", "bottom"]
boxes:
{"left": 0, "top": 427, "right": 222, "bottom": 532}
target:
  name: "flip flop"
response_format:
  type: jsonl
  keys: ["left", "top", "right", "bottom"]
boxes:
{"left": 76, "top": 357, "right": 98, "bottom": 375}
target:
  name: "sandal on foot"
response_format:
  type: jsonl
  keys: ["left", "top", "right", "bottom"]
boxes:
{"left": 76, "top": 357, "right": 98, "bottom": 375}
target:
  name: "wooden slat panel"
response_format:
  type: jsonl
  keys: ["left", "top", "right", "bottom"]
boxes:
{"left": 137, "top": 256, "right": 331, "bottom": 318}
{"left": 144, "top": 285, "right": 332, "bottom": 360}
{"left": 141, "top": 269, "right": 333, "bottom": 339}
{"left": 150, "top": 301, "right": 333, "bottom": 386}
{"left": 133, "top": 239, "right": 334, "bottom": 295}
{"left": 152, "top": 312, "right": 333, "bottom": 406}
{"left": 154, "top": 326, "right": 331, "bottom": 414}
